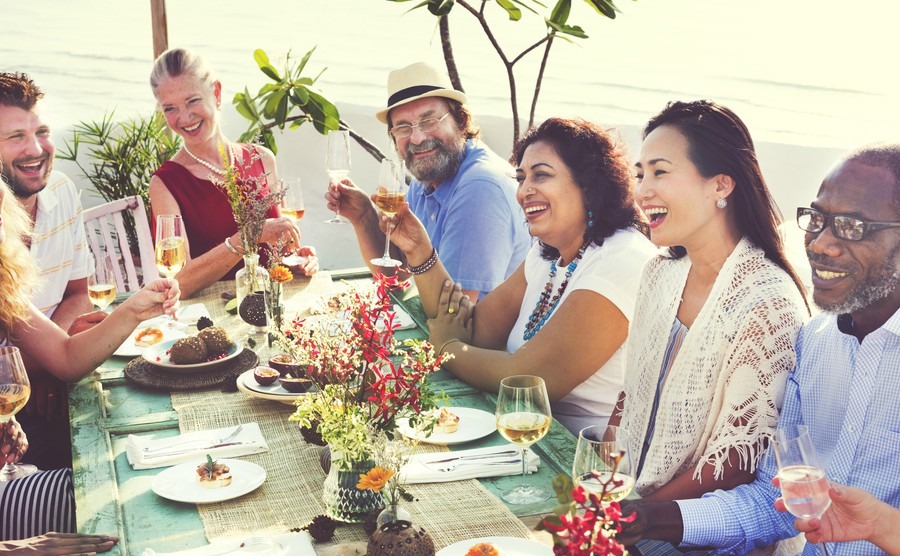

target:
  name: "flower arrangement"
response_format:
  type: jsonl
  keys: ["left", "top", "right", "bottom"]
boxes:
{"left": 284, "top": 274, "right": 449, "bottom": 469}
{"left": 540, "top": 469, "right": 635, "bottom": 556}
{"left": 357, "top": 429, "right": 414, "bottom": 512}
{"left": 262, "top": 239, "right": 294, "bottom": 342}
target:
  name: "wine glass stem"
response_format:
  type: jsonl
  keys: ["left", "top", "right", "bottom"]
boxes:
{"left": 382, "top": 222, "right": 393, "bottom": 260}
{"left": 521, "top": 447, "right": 528, "bottom": 479}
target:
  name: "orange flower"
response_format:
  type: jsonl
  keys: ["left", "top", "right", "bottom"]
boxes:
{"left": 269, "top": 264, "right": 293, "bottom": 283}
{"left": 357, "top": 466, "right": 394, "bottom": 492}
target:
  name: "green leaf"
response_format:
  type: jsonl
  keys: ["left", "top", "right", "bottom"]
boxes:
{"left": 404, "top": 0, "right": 430, "bottom": 12}
{"left": 549, "top": 0, "right": 571, "bottom": 24}
{"left": 304, "top": 89, "right": 341, "bottom": 134}
{"left": 295, "top": 46, "right": 317, "bottom": 76}
{"left": 547, "top": 19, "right": 588, "bottom": 38}
{"left": 581, "top": 0, "right": 618, "bottom": 19}
{"left": 427, "top": 0, "right": 454, "bottom": 16}
{"left": 509, "top": 0, "right": 540, "bottom": 15}
{"left": 494, "top": 0, "right": 522, "bottom": 20}
{"left": 253, "top": 49, "right": 282, "bottom": 81}
{"left": 233, "top": 92, "right": 256, "bottom": 121}
{"left": 290, "top": 86, "right": 310, "bottom": 105}
{"left": 263, "top": 90, "right": 285, "bottom": 119}
{"left": 275, "top": 94, "right": 289, "bottom": 129}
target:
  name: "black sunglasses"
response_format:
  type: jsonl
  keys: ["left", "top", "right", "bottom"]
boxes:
{"left": 797, "top": 207, "right": 900, "bottom": 242}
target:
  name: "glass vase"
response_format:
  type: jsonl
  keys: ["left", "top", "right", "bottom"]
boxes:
{"left": 375, "top": 499, "right": 412, "bottom": 529}
{"left": 266, "top": 281, "right": 285, "bottom": 347}
{"left": 322, "top": 457, "right": 384, "bottom": 523}
{"left": 235, "top": 254, "right": 269, "bottom": 332}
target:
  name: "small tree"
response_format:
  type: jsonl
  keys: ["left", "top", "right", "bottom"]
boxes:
{"left": 388, "top": 0, "right": 627, "bottom": 142}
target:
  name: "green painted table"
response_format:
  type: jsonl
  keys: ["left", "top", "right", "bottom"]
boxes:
{"left": 69, "top": 270, "right": 576, "bottom": 555}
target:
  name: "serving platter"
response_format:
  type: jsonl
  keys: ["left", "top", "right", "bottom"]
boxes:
{"left": 143, "top": 339, "right": 243, "bottom": 371}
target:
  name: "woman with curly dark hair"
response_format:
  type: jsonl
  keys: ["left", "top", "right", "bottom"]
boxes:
{"left": 388, "top": 118, "right": 656, "bottom": 434}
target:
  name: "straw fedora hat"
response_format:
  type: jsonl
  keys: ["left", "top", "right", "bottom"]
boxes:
{"left": 375, "top": 62, "right": 469, "bottom": 124}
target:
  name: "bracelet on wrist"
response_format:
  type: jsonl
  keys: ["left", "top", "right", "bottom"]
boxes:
{"left": 438, "top": 338, "right": 462, "bottom": 356}
{"left": 408, "top": 247, "right": 438, "bottom": 275}
{"left": 224, "top": 236, "right": 244, "bottom": 255}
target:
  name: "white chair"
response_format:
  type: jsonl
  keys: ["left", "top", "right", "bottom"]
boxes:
{"left": 83, "top": 195, "right": 159, "bottom": 293}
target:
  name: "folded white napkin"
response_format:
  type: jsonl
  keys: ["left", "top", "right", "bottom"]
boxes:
{"left": 401, "top": 444, "right": 540, "bottom": 484}
{"left": 126, "top": 422, "right": 268, "bottom": 470}
{"left": 139, "top": 531, "right": 314, "bottom": 556}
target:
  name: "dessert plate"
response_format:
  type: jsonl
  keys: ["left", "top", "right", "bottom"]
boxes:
{"left": 397, "top": 407, "right": 496, "bottom": 445}
{"left": 438, "top": 537, "right": 552, "bottom": 556}
{"left": 236, "top": 369, "right": 309, "bottom": 404}
{"left": 114, "top": 304, "right": 212, "bottom": 357}
{"left": 151, "top": 458, "right": 265, "bottom": 504}
{"left": 143, "top": 340, "right": 242, "bottom": 371}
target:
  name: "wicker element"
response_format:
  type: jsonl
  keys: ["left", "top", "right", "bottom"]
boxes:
{"left": 123, "top": 349, "right": 258, "bottom": 391}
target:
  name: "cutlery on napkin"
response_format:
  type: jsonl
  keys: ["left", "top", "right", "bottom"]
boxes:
{"left": 126, "top": 422, "right": 268, "bottom": 470}
{"left": 139, "top": 531, "right": 315, "bottom": 556}
{"left": 401, "top": 444, "right": 539, "bottom": 484}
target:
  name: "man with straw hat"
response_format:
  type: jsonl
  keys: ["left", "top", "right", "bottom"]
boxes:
{"left": 327, "top": 61, "right": 529, "bottom": 301}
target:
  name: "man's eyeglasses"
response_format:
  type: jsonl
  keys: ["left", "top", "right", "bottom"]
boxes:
{"left": 796, "top": 206, "right": 900, "bottom": 242}
{"left": 389, "top": 112, "right": 452, "bottom": 139}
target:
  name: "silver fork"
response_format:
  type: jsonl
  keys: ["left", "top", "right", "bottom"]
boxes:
{"left": 437, "top": 458, "right": 521, "bottom": 473}
{"left": 236, "top": 536, "right": 284, "bottom": 554}
{"left": 143, "top": 424, "right": 243, "bottom": 454}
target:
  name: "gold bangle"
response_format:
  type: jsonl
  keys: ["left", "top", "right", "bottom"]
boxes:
{"left": 438, "top": 338, "right": 462, "bottom": 356}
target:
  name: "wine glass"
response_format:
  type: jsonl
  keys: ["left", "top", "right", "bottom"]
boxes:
{"left": 278, "top": 179, "right": 307, "bottom": 267}
{"left": 88, "top": 252, "right": 117, "bottom": 311}
{"left": 370, "top": 158, "right": 408, "bottom": 268}
{"left": 774, "top": 424, "right": 832, "bottom": 555}
{"left": 0, "top": 346, "right": 37, "bottom": 482}
{"left": 572, "top": 425, "right": 634, "bottom": 503}
{"left": 495, "top": 375, "right": 553, "bottom": 504}
{"left": 155, "top": 214, "right": 186, "bottom": 326}
{"left": 324, "top": 129, "right": 351, "bottom": 224}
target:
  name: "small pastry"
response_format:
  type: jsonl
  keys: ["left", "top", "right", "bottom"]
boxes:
{"left": 465, "top": 543, "right": 500, "bottom": 556}
{"left": 134, "top": 327, "right": 164, "bottom": 347}
{"left": 196, "top": 455, "right": 232, "bottom": 489}
{"left": 434, "top": 407, "right": 460, "bottom": 434}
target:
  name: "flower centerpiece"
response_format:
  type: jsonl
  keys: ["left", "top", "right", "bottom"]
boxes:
{"left": 217, "top": 144, "right": 284, "bottom": 328}
{"left": 357, "top": 430, "right": 415, "bottom": 528}
{"left": 263, "top": 240, "right": 293, "bottom": 345}
{"left": 279, "top": 274, "right": 449, "bottom": 522}
{"left": 540, "top": 467, "right": 635, "bottom": 555}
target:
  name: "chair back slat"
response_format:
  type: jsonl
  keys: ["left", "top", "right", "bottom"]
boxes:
{"left": 83, "top": 195, "right": 158, "bottom": 293}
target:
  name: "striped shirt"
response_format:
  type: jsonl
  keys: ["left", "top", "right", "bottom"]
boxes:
{"left": 678, "top": 307, "right": 900, "bottom": 554}
{"left": 0, "top": 468, "right": 75, "bottom": 540}
{"left": 28, "top": 171, "right": 91, "bottom": 317}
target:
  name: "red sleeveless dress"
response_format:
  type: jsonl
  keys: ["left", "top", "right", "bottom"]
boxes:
{"left": 152, "top": 144, "right": 278, "bottom": 280}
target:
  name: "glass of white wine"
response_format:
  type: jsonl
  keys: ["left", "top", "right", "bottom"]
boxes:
{"left": 495, "top": 375, "right": 553, "bottom": 504}
{"left": 0, "top": 346, "right": 37, "bottom": 482}
{"left": 278, "top": 179, "right": 308, "bottom": 268}
{"left": 572, "top": 425, "right": 634, "bottom": 503}
{"left": 88, "top": 252, "right": 117, "bottom": 311}
{"left": 370, "top": 158, "right": 407, "bottom": 268}
{"left": 325, "top": 129, "right": 351, "bottom": 224}
{"left": 774, "top": 424, "right": 832, "bottom": 555}
{"left": 155, "top": 214, "right": 186, "bottom": 326}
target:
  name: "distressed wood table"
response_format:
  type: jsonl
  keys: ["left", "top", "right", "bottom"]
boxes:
{"left": 70, "top": 270, "right": 575, "bottom": 555}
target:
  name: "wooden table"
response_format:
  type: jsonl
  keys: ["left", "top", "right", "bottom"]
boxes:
{"left": 69, "top": 270, "right": 575, "bottom": 555}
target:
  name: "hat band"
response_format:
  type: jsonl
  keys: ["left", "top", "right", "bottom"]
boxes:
{"left": 387, "top": 85, "right": 444, "bottom": 107}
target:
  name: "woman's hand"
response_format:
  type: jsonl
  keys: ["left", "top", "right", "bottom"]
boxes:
{"left": 291, "top": 245, "right": 319, "bottom": 276}
{"left": 427, "top": 281, "right": 474, "bottom": 347}
{"left": 1, "top": 532, "right": 119, "bottom": 555}
{"left": 121, "top": 278, "right": 180, "bottom": 322}
{"left": 0, "top": 417, "right": 27, "bottom": 464}
{"left": 383, "top": 204, "right": 432, "bottom": 264}
{"left": 258, "top": 217, "right": 301, "bottom": 248}
{"left": 325, "top": 180, "right": 374, "bottom": 224}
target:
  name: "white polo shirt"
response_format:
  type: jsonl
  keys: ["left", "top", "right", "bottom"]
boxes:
{"left": 28, "top": 170, "right": 91, "bottom": 317}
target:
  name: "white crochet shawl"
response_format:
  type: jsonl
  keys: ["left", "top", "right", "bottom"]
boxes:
{"left": 622, "top": 237, "right": 807, "bottom": 496}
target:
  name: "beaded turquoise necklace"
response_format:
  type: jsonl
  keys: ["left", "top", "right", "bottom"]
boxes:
{"left": 523, "top": 244, "right": 588, "bottom": 340}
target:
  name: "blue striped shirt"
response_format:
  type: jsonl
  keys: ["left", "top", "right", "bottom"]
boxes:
{"left": 678, "top": 307, "right": 900, "bottom": 554}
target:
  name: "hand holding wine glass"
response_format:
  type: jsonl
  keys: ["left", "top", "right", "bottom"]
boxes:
{"left": 495, "top": 375, "right": 552, "bottom": 504}
{"left": 325, "top": 129, "right": 351, "bottom": 224}
{"left": 0, "top": 346, "right": 36, "bottom": 481}
{"left": 88, "top": 252, "right": 117, "bottom": 311}
{"left": 370, "top": 158, "right": 408, "bottom": 268}
{"left": 572, "top": 425, "right": 634, "bottom": 503}
{"left": 155, "top": 215, "right": 186, "bottom": 325}
{"left": 278, "top": 179, "right": 308, "bottom": 268}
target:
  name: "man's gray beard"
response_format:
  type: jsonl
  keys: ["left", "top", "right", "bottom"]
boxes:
{"left": 813, "top": 245, "right": 900, "bottom": 314}
{"left": 405, "top": 137, "right": 465, "bottom": 187}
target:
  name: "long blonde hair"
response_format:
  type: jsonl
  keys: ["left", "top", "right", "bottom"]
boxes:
{"left": 0, "top": 179, "right": 35, "bottom": 341}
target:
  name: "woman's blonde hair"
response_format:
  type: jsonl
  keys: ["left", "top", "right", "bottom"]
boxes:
{"left": 149, "top": 48, "right": 216, "bottom": 98}
{"left": 0, "top": 178, "right": 35, "bottom": 341}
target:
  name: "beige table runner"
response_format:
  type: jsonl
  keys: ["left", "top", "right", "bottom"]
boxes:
{"left": 171, "top": 274, "right": 532, "bottom": 548}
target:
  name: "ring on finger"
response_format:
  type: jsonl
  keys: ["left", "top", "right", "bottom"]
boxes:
{"left": 448, "top": 307, "right": 455, "bottom": 315}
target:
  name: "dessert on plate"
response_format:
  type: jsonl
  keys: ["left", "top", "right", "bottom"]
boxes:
{"left": 465, "top": 543, "right": 500, "bottom": 556}
{"left": 196, "top": 455, "right": 232, "bottom": 489}
{"left": 434, "top": 407, "right": 460, "bottom": 434}
{"left": 134, "top": 327, "right": 164, "bottom": 347}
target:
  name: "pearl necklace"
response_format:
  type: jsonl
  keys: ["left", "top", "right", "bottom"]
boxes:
{"left": 523, "top": 243, "right": 588, "bottom": 341}
{"left": 183, "top": 143, "right": 235, "bottom": 176}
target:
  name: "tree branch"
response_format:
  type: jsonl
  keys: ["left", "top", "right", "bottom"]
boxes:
{"left": 511, "top": 35, "right": 552, "bottom": 66}
{"left": 529, "top": 33, "right": 555, "bottom": 130}
{"left": 439, "top": 16, "right": 464, "bottom": 92}
{"left": 259, "top": 115, "right": 387, "bottom": 162}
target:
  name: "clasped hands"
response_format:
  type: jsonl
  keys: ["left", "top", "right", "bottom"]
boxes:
{"left": 428, "top": 281, "right": 473, "bottom": 350}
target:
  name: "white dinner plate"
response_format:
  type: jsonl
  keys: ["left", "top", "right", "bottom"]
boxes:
{"left": 151, "top": 458, "right": 266, "bottom": 504}
{"left": 138, "top": 532, "right": 315, "bottom": 556}
{"left": 143, "top": 339, "right": 243, "bottom": 371}
{"left": 437, "top": 536, "right": 552, "bottom": 556}
{"left": 397, "top": 407, "right": 497, "bottom": 445}
{"left": 236, "top": 370, "right": 309, "bottom": 404}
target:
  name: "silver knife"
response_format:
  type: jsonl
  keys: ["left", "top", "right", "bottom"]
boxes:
{"left": 143, "top": 441, "right": 255, "bottom": 459}
{"left": 422, "top": 449, "right": 519, "bottom": 465}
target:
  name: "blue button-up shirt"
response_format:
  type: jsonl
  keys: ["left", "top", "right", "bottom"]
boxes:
{"left": 678, "top": 307, "right": 900, "bottom": 555}
{"left": 406, "top": 139, "right": 530, "bottom": 298}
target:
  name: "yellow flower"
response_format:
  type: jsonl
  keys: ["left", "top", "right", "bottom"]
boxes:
{"left": 357, "top": 466, "right": 394, "bottom": 492}
{"left": 269, "top": 264, "right": 293, "bottom": 283}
